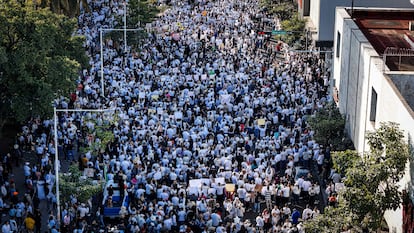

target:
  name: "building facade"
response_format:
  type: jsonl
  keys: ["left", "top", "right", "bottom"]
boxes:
{"left": 333, "top": 7, "right": 414, "bottom": 232}
{"left": 298, "top": 0, "right": 414, "bottom": 47}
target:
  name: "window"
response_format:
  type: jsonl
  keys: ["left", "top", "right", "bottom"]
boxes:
{"left": 336, "top": 31, "right": 341, "bottom": 58}
{"left": 303, "top": 0, "right": 310, "bottom": 16}
{"left": 370, "top": 88, "right": 377, "bottom": 122}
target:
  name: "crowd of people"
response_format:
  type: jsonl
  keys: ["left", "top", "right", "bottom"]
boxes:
{"left": 2, "top": 0, "right": 336, "bottom": 232}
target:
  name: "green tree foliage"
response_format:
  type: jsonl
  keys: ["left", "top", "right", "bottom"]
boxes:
{"left": 127, "top": 0, "right": 160, "bottom": 28}
{"left": 0, "top": 1, "right": 87, "bottom": 131}
{"left": 307, "top": 103, "right": 352, "bottom": 150}
{"left": 258, "top": 0, "right": 304, "bottom": 46}
{"left": 106, "top": 0, "right": 161, "bottom": 51}
{"left": 305, "top": 203, "right": 357, "bottom": 233}
{"left": 331, "top": 150, "right": 359, "bottom": 176}
{"left": 60, "top": 164, "right": 103, "bottom": 203}
{"left": 32, "top": 0, "right": 89, "bottom": 17}
{"left": 79, "top": 112, "right": 116, "bottom": 156}
{"left": 305, "top": 122, "right": 409, "bottom": 232}
{"left": 280, "top": 15, "right": 306, "bottom": 47}
{"left": 259, "top": 0, "right": 297, "bottom": 21}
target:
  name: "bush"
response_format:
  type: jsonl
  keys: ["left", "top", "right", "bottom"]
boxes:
{"left": 308, "top": 103, "right": 354, "bottom": 151}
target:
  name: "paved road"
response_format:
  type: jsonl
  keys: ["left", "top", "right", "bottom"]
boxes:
{"left": 1, "top": 149, "right": 72, "bottom": 233}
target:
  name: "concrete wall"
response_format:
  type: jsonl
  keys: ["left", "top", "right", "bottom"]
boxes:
{"left": 308, "top": 0, "right": 320, "bottom": 38}
{"left": 333, "top": 7, "right": 414, "bottom": 232}
{"left": 375, "top": 75, "right": 414, "bottom": 232}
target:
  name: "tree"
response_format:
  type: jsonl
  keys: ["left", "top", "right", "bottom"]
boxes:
{"left": 32, "top": 0, "right": 89, "bottom": 17}
{"left": 305, "top": 122, "right": 410, "bottom": 232}
{"left": 269, "top": 1, "right": 297, "bottom": 22}
{"left": 259, "top": 0, "right": 298, "bottom": 20}
{"left": 79, "top": 112, "right": 116, "bottom": 156}
{"left": 280, "top": 15, "right": 306, "bottom": 47}
{"left": 307, "top": 103, "right": 353, "bottom": 151}
{"left": 60, "top": 164, "right": 103, "bottom": 203}
{"left": 331, "top": 150, "right": 359, "bottom": 176}
{"left": 0, "top": 0, "right": 87, "bottom": 135}
{"left": 304, "top": 203, "right": 357, "bottom": 233}
{"left": 126, "top": 0, "right": 160, "bottom": 28}
{"left": 105, "top": 0, "right": 161, "bottom": 51}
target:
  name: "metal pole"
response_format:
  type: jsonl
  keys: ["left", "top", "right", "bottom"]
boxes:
{"left": 56, "top": 109, "right": 115, "bottom": 113}
{"left": 52, "top": 108, "right": 115, "bottom": 229}
{"left": 100, "top": 28, "right": 104, "bottom": 97}
{"left": 124, "top": 1, "right": 127, "bottom": 53}
{"left": 351, "top": 0, "right": 354, "bottom": 18}
{"left": 54, "top": 107, "right": 61, "bottom": 227}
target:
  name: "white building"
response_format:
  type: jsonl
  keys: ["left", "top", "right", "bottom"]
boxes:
{"left": 333, "top": 7, "right": 414, "bottom": 232}
{"left": 297, "top": 0, "right": 414, "bottom": 47}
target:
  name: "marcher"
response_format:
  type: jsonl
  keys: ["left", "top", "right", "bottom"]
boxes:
{"left": 14, "top": 0, "right": 332, "bottom": 232}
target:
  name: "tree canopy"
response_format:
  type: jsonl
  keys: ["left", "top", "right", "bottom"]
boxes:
{"left": 60, "top": 164, "right": 103, "bottom": 204}
{"left": 307, "top": 103, "right": 353, "bottom": 151}
{"left": 260, "top": 0, "right": 298, "bottom": 22}
{"left": 0, "top": 0, "right": 87, "bottom": 131}
{"left": 104, "top": 0, "right": 161, "bottom": 51}
{"left": 305, "top": 122, "right": 409, "bottom": 232}
{"left": 280, "top": 15, "right": 306, "bottom": 48}
{"left": 32, "top": 0, "right": 89, "bottom": 17}
{"left": 127, "top": 0, "right": 161, "bottom": 28}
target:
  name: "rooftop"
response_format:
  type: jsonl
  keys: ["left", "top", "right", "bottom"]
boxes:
{"left": 351, "top": 9, "right": 414, "bottom": 71}
{"left": 389, "top": 73, "right": 414, "bottom": 113}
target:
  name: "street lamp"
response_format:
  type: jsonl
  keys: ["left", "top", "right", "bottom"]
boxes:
{"left": 100, "top": 28, "right": 104, "bottom": 97}
{"left": 124, "top": 0, "right": 127, "bottom": 53}
{"left": 53, "top": 107, "right": 115, "bottom": 228}
{"left": 351, "top": 0, "right": 354, "bottom": 18}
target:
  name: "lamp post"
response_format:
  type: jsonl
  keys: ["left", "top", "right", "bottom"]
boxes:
{"left": 100, "top": 28, "right": 104, "bottom": 97}
{"left": 53, "top": 107, "right": 59, "bottom": 225}
{"left": 124, "top": 0, "right": 127, "bottom": 53}
{"left": 351, "top": 0, "right": 354, "bottom": 18}
{"left": 53, "top": 107, "right": 115, "bottom": 228}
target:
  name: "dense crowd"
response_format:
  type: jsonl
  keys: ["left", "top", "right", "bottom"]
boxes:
{"left": 1, "top": 0, "right": 337, "bottom": 232}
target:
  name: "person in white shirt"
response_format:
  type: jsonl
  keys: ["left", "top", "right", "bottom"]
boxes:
{"left": 281, "top": 184, "right": 291, "bottom": 206}
{"left": 255, "top": 215, "right": 264, "bottom": 231}
{"left": 302, "top": 205, "right": 313, "bottom": 221}
{"left": 301, "top": 178, "right": 312, "bottom": 202}
{"left": 236, "top": 185, "right": 247, "bottom": 205}
{"left": 1, "top": 221, "right": 11, "bottom": 233}
{"left": 77, "top": 203, "right": 89, "bottom": 219}
{"left": 215, "top": 182, "right": 225, "bottom": 202}
{"left": 281, "top": 204, "right": 291, "bottom": 223}
{"left": 292, "top": 183, "right": 301, "bottom": 205}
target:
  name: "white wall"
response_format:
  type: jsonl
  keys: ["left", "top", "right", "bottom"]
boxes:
{"left": 309, "top": 0, "right": 320, "bottom": 39}
{"left": 333, "top": 7, "right": 414, "bottom": 232}
{"left": 372, "top": 74, "right": 414, "bottom": 233}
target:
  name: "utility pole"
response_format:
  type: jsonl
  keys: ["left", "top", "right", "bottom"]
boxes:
{"left": 351, "top": 0, "right": 354, "bottom": 18}
{"left": 124, "top": 0, "right": 127, "bottom": 53}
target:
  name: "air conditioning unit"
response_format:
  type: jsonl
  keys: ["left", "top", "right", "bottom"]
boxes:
{"left": 409, "top": 21, "right": 414, "bottom": 31}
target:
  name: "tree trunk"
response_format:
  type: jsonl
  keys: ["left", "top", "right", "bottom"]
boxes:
{"left": 0, "top": 118, "right": 6, "bottom": 139}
